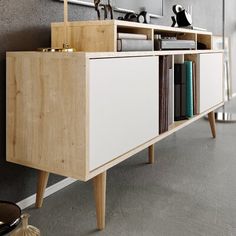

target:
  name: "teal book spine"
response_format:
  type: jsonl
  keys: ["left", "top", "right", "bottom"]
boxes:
{"left": 185, "top": 61, "right": 193, "bottom": 117}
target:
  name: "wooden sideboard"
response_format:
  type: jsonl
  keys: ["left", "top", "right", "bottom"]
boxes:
{"left": 7, "top": 20, "right": 224, "bottom": 230}
{"left": 51, "top": 20, "right": 212, "bottom": 52}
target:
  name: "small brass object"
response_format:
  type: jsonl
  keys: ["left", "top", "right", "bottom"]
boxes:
{"left": 37, "top": 0, "right": 76, "bottom": 53}
{"left": 10, "top": 214, "right": 40, "bottom": 236}
{"left": 37, "top": 47, "right": 76, "bottom": 52}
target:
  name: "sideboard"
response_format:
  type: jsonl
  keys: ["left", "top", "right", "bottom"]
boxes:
{"left": 7, "top": 20, "right": 224, "bottom": 230}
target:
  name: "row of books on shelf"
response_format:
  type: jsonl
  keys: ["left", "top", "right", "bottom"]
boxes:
{"left": 117, "top": 32, "right": 198, "bottom": 51}
{"left": 159, "top": 55, "right": 198, "bottom": 134}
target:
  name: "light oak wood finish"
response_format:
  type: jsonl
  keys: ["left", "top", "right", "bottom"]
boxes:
{"left": 52, "top": 20, "right": 212, "bottom": 35}
{"left": 7, "top": 52, "right": 88, "bottom": 180}
{"left": 148, "top": 145, "right": 155, "bottom": 164}
{"left": 7, "top": 51, "right": 224, "bottom": 182}
{"left": 52, "top": 24, "right": 116, "bottom": 52}
{"left": 93, "top": 171, "right": 107, "bottom": 230}
{"left": 35, "top": 170, "right": 50, "bottom": 208}
{"left": 86, "top": 50, "right": 223, "bottom": 59}
{"left": 51, "top": 20, "right": 212, "bottom": 52}
{"left": 208, "top": 111, "right": 216, "bottom": 138}
{"left": 197, "top": 34, "right": 213, "bottom": 50}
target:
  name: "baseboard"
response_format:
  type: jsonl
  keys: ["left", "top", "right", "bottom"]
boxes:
{"left": 17, "top": 178, "right": 77, "bottom": 209}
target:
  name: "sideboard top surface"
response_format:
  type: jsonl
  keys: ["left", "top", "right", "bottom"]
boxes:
{"left": 51, "top": 20, "right": 212, "bottom": 36}
{"left": 7, "top": 49, "right": 223, "bottom": 60}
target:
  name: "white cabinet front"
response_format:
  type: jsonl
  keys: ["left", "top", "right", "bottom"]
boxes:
{"left": 89, "top": 56, "right": 159, "bottom": 171}
{"left": 198, "top": 53, "right": 224, "bottom": 113}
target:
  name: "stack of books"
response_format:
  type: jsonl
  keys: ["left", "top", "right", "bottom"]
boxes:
{"left": 117, "top": 33, "right": 153, "bottom": 52}
{"left": 159, "top": 55, "right": 174, "bottom": 134}
{"left": 174, "top": 56, "right": 198, "bottom": 121}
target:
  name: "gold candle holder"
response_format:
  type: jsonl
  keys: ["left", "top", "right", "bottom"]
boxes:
{"left": 38, "top": 0, "right": 75, "bottom": 52}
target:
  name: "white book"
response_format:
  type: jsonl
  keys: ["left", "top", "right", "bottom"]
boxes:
{"left": 174, "top": 55, "right": 185, "bottom": 64}
{"left": 117, "top": 32, "right": 148, "bottom": 40}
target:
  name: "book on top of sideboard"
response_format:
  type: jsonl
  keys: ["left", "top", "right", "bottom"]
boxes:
{"left": 117, "top": 32, "right": 148, "bottom": 40}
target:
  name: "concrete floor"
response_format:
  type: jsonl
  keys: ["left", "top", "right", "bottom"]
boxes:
{"left": 26, "top": 99, "right": 236, "bottom": 236}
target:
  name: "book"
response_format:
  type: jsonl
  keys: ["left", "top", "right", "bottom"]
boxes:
{"left": 117, "top": 32, "right": 148, "bottom": 40}
{"left": 174, "top": 63, "right": 187, "bottom": 121}
{"left": 159, "top": 55, "right": 173, "bottom": 134}
{"left": 174, "top": 55, "right": 185, "bottom": 64}
{"left": 174, "top": 84, "right": 181, "bottom": 119}
{"left": 165, "top": 56, "right": 172, "bottom": 131}
{"left": 168, "top": 66, "right": 174, "bottom": 126}
{"left": 117, "top": 39, "right": 153, "bottom": 52}
{"left": 192, "top": 61, "right": 197, "bottom": 115}
{"left": 185, "top": 61, "right": 194, "bottom": 118}
{"left": 159, "top": 56, "right": 166, "bottom": 134}
{"left": 181, "top": 83, "right": 187, "bottom": 118}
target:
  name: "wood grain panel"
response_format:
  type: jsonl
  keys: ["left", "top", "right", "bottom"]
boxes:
{"left": 7, "top": 52, "right": 87, "bottom": 180}
{"left": 51, "top": 20, "right": 212, "bottom": 53}
{"left": 197, "top": 34, "right": 213, "bottom": 49}
{"left": 52, "top": 24, "right": 116, "bottom": 52}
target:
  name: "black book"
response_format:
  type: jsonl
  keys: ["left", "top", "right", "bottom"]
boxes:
{"left": 174, "top": 84, "right": 181, "bottom": 119}
{"left": 159, "top": 56, "right": 165, "bottom": 134}
{"left": 181, "top": 84, "right": 187, "bottom": 118}
{"left": 166, "top": 56, "right": 173, "bottom": 127}
{"left": 174, "top": 63, "right": 187, "bottom": 121}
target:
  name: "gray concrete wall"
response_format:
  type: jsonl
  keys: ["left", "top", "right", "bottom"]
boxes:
{"left": 0, "top": 0, "right": 235, "bottom": 202}
{"left": 158, "top": 0, "right": 223, "bottom": 34}
{"left": 0, "top": 0, "right": 98, "bottom": 202}
{"left": 158, "top": 0, "right": 236, "bottom": 95}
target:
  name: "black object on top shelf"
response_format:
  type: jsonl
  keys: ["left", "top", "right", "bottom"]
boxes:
{"left": 171, "top": 4, "right": 192, "bottom": 27}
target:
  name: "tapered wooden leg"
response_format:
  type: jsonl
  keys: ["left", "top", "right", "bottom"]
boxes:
{"left": 148, "top": 145, "right": 155, "bottom": 164}
{"left": 35, "top": 170, "right": 50, "bottom": 208}
{"left": 208, "top": 111, "right": 216, "bottom": 138}
{"left": 93, "top": 171, "right": 107, "bottom": 230}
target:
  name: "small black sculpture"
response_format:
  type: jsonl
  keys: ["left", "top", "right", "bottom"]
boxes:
{"left": 171, "top": 4, "right": 192, "bottom": 27}
{"left": 94, "top": 0, "right": 113, "bottom": 20}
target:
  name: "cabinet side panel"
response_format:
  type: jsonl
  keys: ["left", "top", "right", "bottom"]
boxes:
{"left": 52, "top": 24, "right": 115, "bottom": 52}
{"left": 6, "top": 56, "right": 17, "bottom": 166}
{"left": 7, "top": 53, "right": 87, "bottom": 180}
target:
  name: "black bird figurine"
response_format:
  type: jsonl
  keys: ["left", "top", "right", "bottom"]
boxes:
{"left": 94, "top": 0, "right": 113, "bottom": 20}
{"left": 94, "top": 0, "right": 101, "bottom": 20}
